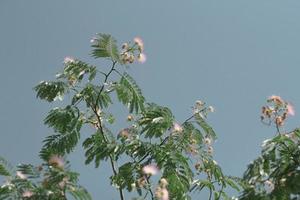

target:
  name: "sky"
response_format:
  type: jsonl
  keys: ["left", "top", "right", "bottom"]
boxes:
{"left": 1, "top": 0, "right": 300, "bottom": 199}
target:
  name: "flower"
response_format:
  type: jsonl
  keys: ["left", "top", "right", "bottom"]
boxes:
{"left": 22, "top": 190, "right": 33, "bottom": 198}
{"left": 287, "top": 103, "right": 295, "bottom": 116}
{"left": 142, "top": 164, "right": 159, "bottom": 175}
{"left": 207, "top": 106, "right": 215, "bottom": 113}
{"left": 268, "top": 95, "right": 283, "bottom": 104}
{"left": 160, "top": 178, "right": 168, "bottom": 187}
{"left": 137, "top": 53, "right": 147, "bottom": 63}
{"left": 155, "top": 187, "right": 169, "bottom": 200}
{"left": 264, "top": 180, "right": 275, "bottom": 193}
{"left": 204, "top": 137, "right": 212, "bottom": 146}
{"left": 134, "top": 37, "right": 144, "bottom": 51}
{"left": 48, "top": 155, "right": 64, "bottom": 169}
{"left": 16, "top": 171, "right": 27, "bottom": 180}
{"left": 63, "top": 56, "right": 75, "bottom": 64}
{"left": 173, "top": 123, "right": 183, "bottom": 133}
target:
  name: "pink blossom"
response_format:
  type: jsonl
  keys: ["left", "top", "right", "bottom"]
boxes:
{"left": 268, "top": 95, "right": 283, "bottom": 104}
{"left": 133, "top": 37, "right": 144, "bottom": 51}
{"left": 173, "top": 122, "right": 183, "bottom": 133}
{"left": 287, "top": 103, "right": 295, "bottom": 116}
{"left": 137, "top": 53, "right": 147, "bottom": 63}
{"left": 48, "top": 155, "right": 64, "bottom": 169}
{"left": 63, "top": 56, "right": 75, "bottom": 64}
{"left": 22, "top": 190, "right": 33, "bottom": 198}
{"left": 142, "top": 164, "right": 159, "bottom": 175}
{"left": 16, "top": 171, "right": 27, "bottom": 179}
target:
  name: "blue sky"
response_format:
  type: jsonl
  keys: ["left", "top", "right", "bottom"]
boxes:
{"left": 1, "top": 1, "right": 300, "bottom": 199}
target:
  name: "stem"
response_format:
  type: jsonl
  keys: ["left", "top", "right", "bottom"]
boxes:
{"left": 90, "top": 61, "right": 125, "bottom": 200}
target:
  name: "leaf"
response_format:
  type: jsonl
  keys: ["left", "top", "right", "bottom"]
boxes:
{"left": 115, "top": 72, "right": 145, "bottom": 113}
{"left": 34, "top": 81, "right": 68, "bottom": 102}
{"left": 194, "top": 113, "right": 217, "bottom": 139}
{"left": 58, "top": 59, "right": 97, "bottom": 83}
{"left": 91, "top": 33, "right": 120, "bottom": 62}
{"left": 67, "top": 186, "right": 92, "bottom": 200}
{"left": 83, "top": 130, "right": 116, "bottom": 168}
{"left": 0, "top": 157, "right": 12, "bottom": 176}
{"left": 44, "top": 105, "right": 81, "bottom": 134}
{"left": 139, "top": 103, "right": 174, "bottom": 138}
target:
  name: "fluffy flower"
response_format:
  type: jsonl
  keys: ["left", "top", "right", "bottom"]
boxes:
{"left": 268, "top": 95, "right": 283, "bottom": 104}
{"left": 137, "top": 53, "right": 147, "bottom": 63}
{"left": 204, "top": 137, "right": 212, "bottom": 145}
{"left": 16, "top": 171, "right": 27, "bottom": 180}
{"left": 22, "top": 190, "right": 33, "bottom": 198}
{"left": 142, "top": 164, "right": 159, "bottom": 175}
{"left": 207, "top": 106, "right": 215, "bottom": 113}
{"left": 173, "top": 123, "right": 183, "bottom": 133}
{"left": 155, "top": 187, "right": 169, "bottom": 200}
{"left": 287, "top": 103, "right": 295, "bottom": 116}
{"left": 48, "top": 155, "right": 64, "bottom": 169}
{"left": 264, "top": 180, "right": 275, "bottom": 193}
{"left": 63, "top": 56, "right": 75, "bottom": 64}
{"left": 134, "top": 37, "right": 144, "bottom": 51}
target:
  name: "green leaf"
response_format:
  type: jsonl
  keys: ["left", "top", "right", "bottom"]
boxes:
{"left": 139, "top": 103, "right": 174, "bottom": 138}
{"left": 0, "top": 157, "right": 12, "bottom": 176}
{"left": 68, "top": 186, "right": 92, "bottom": 200}
{"left": 34, "top": 81, "right": 68, "bottom": 102}
{"left": 83, "top": 130, "right": 116, "bottom": 168}
{"left": 91, "top": 33, "right": 120, "bottom": 62}
{"left": 194, "top": 113, "right": 217, "bottom": 139}
{"left": 57, "top": 59, "right": 97, "bottom": 83}
{"left": 115, "top": 72, "right": 145, "bottom": 113}
{"left": 44, "top": 105, "right": 82, "bottom": 134}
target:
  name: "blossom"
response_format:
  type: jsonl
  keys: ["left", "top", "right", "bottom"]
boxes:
{"left": 268, "top": 95, "right": 283, "bottom": 104}
{"left": 142, "top": 164, "right": 159, "bottom": 175}
{"left": 173, "top": 122, "right": 183, "bottom": 133}
{"left": 16, "top": 171, "right": 27, "bottom": 180}
{"left": 264, "top": 180, "right": 275, "bottom": 193}
{"left": 155, "top": 187, "right": 169, "bottom": 200}
{"left": 137, "top": 53, "right": 147, "bottom": 63}
{"left": 22, "top": 190, "right": 33, "bottom": 198}
{"left": 287, "top": 103, "right": 295, "bottom": 116}
{"left": 207, "top": 106, "right": 215, "bottom": 113}
{"left": 160, "top": 178, "right": 168, "bottom": 187}
{"left": 63, "top": 56, "right": 75, "bottom": 64}
{"left": 48, "top": 155, "right": 64, "bottom": 169}
{"left": 204, "top": 137, "right": 212, "bottom": 146}
{"left": 134, "top": 37, "right": 144, "bottom": 51}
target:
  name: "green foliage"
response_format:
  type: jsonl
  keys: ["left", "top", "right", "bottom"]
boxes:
{"left": 57, "top": 60, "right": 97, "bottom": 83}
{"left": 139, "top": 103, "right": 174, "bottom": 138}
{"left": 115, "top": 72, "right": 145, "bottom": 113}
{"left": 91, "top": 33, "right": 121, "bottom": 62}
{"left": 194, "top": 113, "right": 217, "bottom": 139}
{"left": 34, "top": 81, "right": 68, "bottom": 102}
{"left": 83, "top": 130, "right": 116, "bottom": 168}
{"left": 0, "top": 157, "right": 12, "bottom": 176}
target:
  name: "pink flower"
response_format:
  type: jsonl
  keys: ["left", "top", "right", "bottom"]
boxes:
{"left": 63, "top": 56, "right": 75, "bottom": 64}
{"left": 48, "top": 155, "right": 64, "bottom": 169}
{"left": 268, "top": 95, "right": 283, "bottom": 104}
{"left": 134, "top": 37, "right": 144, "bottom": 51}
{"left": 137, "top": 53, "right": 147, "bottom": 63}
{"left": 16, "top": 171, "right": 27, "bottom": 180}
{"left": 287, "top": 103, "right": 295, "bottom": 116}
{"left": 173, "top": 123, "right": 183, "bottom": 133}
{"left": 22, "top": 190, "right": 33, "bottom": 198}
{"left": 142, "top": 164, "right": 159, "bottom": 175}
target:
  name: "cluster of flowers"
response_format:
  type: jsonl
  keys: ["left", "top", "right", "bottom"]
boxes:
{"left": 261, "top": 95, "right": 295, "bottom": 127}
{"left": 120, "top": 37, "right": 146, "bottom": 64}
{"left": 141, "top": 164, "right": 169, "bottom": 200}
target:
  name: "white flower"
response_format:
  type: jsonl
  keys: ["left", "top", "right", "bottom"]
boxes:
{"left": 207, "top": 106, "right": 215, "bottom": 112}
{"left": 137, "top": 53, "right": 147, "bottom": 63}
{"left": 160, "top": 178, "right": 168, "bottom": 187}
{"left": 142, "top": 164, "right": 159, "bottom": 175}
